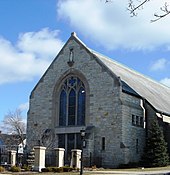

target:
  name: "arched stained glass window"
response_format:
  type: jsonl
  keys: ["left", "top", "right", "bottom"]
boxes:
{"left": 68, "top": 89, "right": 76, "bottom": 125}
{"left": 59, "top": 90, "right": 67, "bottom": 126}
{"left": 77, "top": 87, "right": 85, "bottom": 125}
{"left": 59, "top": 76, "right": 86, "bottom": 126}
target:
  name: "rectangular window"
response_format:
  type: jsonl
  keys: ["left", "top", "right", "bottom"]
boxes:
{"left": 136, "top": 116, "right": 139, "bottom": 126}
{"left": 132, "top": 114, "right": 144, "bottom": 128}
{"left": 58, "top": 134, "right": 65, "bottom": 148}
{"left": 102, "top": 137, "right": 105, "bottom": 151}
{"left": 132, "top": 115, "right": 135, "bottom": 125}
{"left": 58, "top": 133, "right": 83, "bottom": 164}
{"left": 76, "top": 133, "right": 81, "bottom": 149}
{"left": 58, "top": 133, "right": 82, "bottom": 150}
{"left": 67, "top": 134, "right": 75, "bottom": 153}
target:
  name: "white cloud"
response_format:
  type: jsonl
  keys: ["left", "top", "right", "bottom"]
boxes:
{"left": 150, "top": 58, "right": 168, "bottom": 71}
{"left": 18, "top": 102, "right": 29, "bottom": 112}
{"left": 160, "top": 78, "right": 170, "bottom": 87}
{"left": 18, "top": 102, "right": 29, "bottom": 119}
{"left": 17, "top": 28, "right": 63, "bottom": 60}
{"left": 57, "top": 0, "right": 170, "bottom": 50}
{"left": 0, "top": 28, "right": 64, "bottom": 85}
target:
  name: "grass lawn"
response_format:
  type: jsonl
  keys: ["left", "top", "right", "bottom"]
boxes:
{"left": 2, "top": 166, "right": 170, "bottom": 175}
{"left": 112, "top": 165, "right": 170, "bottom": 171}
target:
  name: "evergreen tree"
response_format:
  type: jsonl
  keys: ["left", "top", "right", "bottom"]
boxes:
{"left": 142, "top": 120, "right": 169, "bottom": 167}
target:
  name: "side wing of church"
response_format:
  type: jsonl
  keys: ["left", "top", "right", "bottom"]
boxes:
{"left": 27, "top": 32, "right": 170, "bottom": 168}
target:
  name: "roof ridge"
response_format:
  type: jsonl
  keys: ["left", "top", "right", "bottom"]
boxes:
{"left": 71, "top": 32, "right": 170, "bottom": 90}
{"left": 91, "top": 49, "right": 170, "bottom": 90}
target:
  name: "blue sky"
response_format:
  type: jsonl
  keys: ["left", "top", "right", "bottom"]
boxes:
{"left": 0, "top": 0, "right": 170, "bottom": 123}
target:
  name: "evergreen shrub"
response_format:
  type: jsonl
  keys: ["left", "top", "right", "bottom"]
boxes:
{"left": 22, "top": 164, "right": 31, "bottom": 171}
{"left": 63, "top": 166, "right": 73, "bottom": 172}
{"left": 52, "top": 167, "right": 63, "bottom": 172}
{"left": 41, "top": 167, "right": 53, "bottom": 172}
{"left": 42, "top": 166, "right": 73, "bottom": 172}
{"left": 142, "top": 120, "right": 169, "bottom": 167}
{"left": 0, "top": 166, "right": 5, "bottom": 172}
{"left": 10, "top": 166, "right": 21, "bottom": 172}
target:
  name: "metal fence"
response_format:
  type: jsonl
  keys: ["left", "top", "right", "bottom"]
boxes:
{"left": 45, "top": 149, "right": 56, "bottom": 167}
{"left": 0, "top": 147, "right": 9, "bottom": 165}
{"left": 0, "top": 146, "right": 28, "bottom": 167}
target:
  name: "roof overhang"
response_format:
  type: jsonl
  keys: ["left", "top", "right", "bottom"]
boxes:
{"left": 156, "top": 113, "right": 170, "bottom": 124}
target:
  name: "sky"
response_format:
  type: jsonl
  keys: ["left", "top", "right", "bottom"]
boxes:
{"left": 0, "top": 0, "right": 170, "bottom": 124}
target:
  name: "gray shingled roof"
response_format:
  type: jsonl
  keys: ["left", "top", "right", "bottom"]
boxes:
{"left": 91, "top": 51, "right": 170, "bottom": 116}
{"left": 30, "top": 32, "right": 170, "bottom": 117}
{"left": 0, "top": 134, "right": 21, "bottom": 146}
{"left": 71, "top": 33, "right": 170, "bottom": 116}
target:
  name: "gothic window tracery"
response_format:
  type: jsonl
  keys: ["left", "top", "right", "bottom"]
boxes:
{"left": 59, "top": 76, "right": 86, "bottom": 126}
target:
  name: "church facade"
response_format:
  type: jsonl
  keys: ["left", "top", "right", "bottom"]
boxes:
{"left": 27, "top": 32, "right": 170, "bottom": 168}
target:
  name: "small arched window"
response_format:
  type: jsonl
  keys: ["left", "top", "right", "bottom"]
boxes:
{"left": 59, "top": 76, "right": 86, "bottom": 126}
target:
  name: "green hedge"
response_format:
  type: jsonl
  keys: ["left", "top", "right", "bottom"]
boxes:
{"left": 41, "top": 167, "right": 53, "bottom": 172}
{"left": 22, "top": 164, "right": 31, "bottom": 171}
{"left": 41, "top": 166, "right": 74, "bottom": 173}
{"left": 10, "top": 166, "right": 21, "bottom": 172}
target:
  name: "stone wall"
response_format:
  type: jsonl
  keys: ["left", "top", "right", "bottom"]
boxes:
{"left": 121, "top": 93, "right": 146, "bottom": 164}
{"left": 27, "top": 34, "right": 147, "bottom": 168}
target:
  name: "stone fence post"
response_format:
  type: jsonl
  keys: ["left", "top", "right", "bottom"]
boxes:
{"left": 70, "top": 149, "right": 82, "bottom": 169}
{"left": 33, "top": 146, "right": 46, "bottom": 172}
{"left": 54, "top": 148, "right": 65, "bottom": 167}
{"left": 8, "top": 150, "right": 17, "bottom": 166}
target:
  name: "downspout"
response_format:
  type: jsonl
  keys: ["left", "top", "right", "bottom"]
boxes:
{"left": 142, "top": 98, "right": 148, "bottom": 138}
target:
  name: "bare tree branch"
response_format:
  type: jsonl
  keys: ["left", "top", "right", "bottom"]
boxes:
{"left": 151, "top": 2, "right": 170, "bottom": 22}
{"left": 105, "top": 0, "right": 112, "bottom": 2}
{"left": 127, "top": 0, "right": 150, "bottom": 16}
{"left": 127, "top": 0, "right": 170, "bottom": 22}
{"left": 100, "top": 0, "right": 112, "bottom": 3}
{"left": 102, "top": 0, "right": 170, "bottom": 21}
{"left": 2, "top": 109, "right": 26, "bottom": 146}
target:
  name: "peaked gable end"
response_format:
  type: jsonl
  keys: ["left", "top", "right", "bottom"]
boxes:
{"left": 30, "top": 32, "right": 120, "bottom": 99}
{"left": 30, "top": 32, "right": 170, "bottom": 116}
{"left": 30, "top": 32, "right": 90, "bottom": 98}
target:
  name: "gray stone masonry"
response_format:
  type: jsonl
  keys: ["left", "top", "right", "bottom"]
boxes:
{"left": 27, "top": 34, "right": 148, "bottom": 168}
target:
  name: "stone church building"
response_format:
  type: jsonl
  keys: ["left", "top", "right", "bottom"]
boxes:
{"left": 27, "top": 32, "right": 170, "bottom": 168}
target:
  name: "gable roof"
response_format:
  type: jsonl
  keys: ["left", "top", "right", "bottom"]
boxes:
{"left": 0, "top": 134, "right": 26, "bottom": 146}
{"left": 72, "top": 33, "right": 170, "bottom": 116}
{"left": 31, "top": 32, "right": 170, "bottom": 116}
{"left": 92, "top": 51, "right": 170, "bottom": 116}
